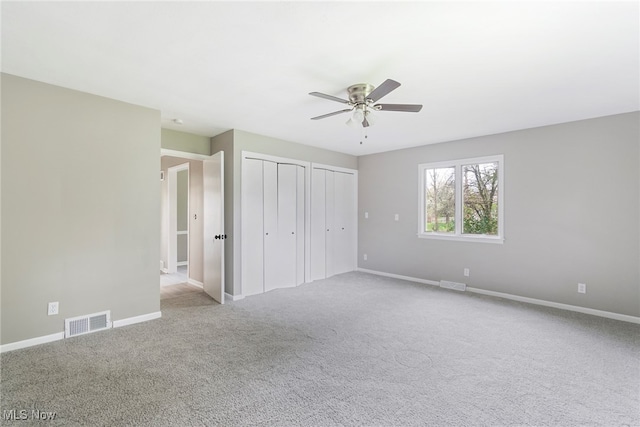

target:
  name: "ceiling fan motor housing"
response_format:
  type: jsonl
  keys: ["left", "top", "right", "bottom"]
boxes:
{"left": 347, "top": 83, "right": 375, "bottom": 105}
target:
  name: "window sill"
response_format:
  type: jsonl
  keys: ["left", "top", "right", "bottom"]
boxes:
{"left": 417, "top": 233, "right": 504, "bottom": 244}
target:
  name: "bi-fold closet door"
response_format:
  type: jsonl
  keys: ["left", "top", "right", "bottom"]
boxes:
{"left": 310, "top": 166, "right": 357, "bottom": 281}
{"left": 242, "top": 157, "right": 305, "bottom": 297}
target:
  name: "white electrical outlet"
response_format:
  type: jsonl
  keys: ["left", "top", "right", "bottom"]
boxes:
{"left": 364, "top": 254, "right": 368, "bottom": 261}
{"left": 48, "top": 302, "right": 59, "bottom": 316}
{"left": 365, "top": 212, "right": 369, "bottom": 219}
{"left": 394, "top": 214, "right": 399, "bottom": 221}
{"left": 464, "top": 268, "right": 470, "bottom": 277}
{"left": 578, "top": 283, "right": 586, "bottom": 294}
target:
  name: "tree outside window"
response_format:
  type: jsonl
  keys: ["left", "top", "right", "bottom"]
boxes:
{"left": 425, "top": 167, "right": 455, "bottom": 233}
{"left": 463, "top": 162, "right": 498, "bottom": 235}
{"left": 419, "top": 155, "right": 503, "bottom": 243}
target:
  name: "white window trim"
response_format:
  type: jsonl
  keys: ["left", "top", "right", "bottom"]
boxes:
{"left": 418, "top": 155, "right": 504, "bottom": 244}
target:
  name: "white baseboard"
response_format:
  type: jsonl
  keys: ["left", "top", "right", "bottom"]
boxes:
{"left": 1, "top": 311, "right": 163, "bottom": 353}
{"left": 357, "top": 268, "right": 640, "bottom": 324}
{"left": 357, "top": 268, "right": 440, "bottom": 287}
{"left": 112, "top": 311, "right": 162, "bottom": 328}
{"left": 225, "top": 292, "right": 245, "bottom": 302}
{"left": 0, "top": 332, "right": 65, "bottom": 354}
{"left": 187, "top": 279, "right": 203, "bottom": 289}
{"left": 466, "top": 287, "right": 640, "bottom": 324}
{"left": 161, "top": 268, "right": 168, "bottom": 274}
{"left": 177, "top": 261, "right": 188, "bottom": 267}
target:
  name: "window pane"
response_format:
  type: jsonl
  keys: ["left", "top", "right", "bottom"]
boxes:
{"left": 425, "top": 167, "right": 455, "bottom": 233}
{"left": 463, "top": 162, "right": 499, "bottom": 235}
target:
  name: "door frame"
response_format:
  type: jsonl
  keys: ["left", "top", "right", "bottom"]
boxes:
{"left": 161, "top": 148, "right": 225, "bottom": 302}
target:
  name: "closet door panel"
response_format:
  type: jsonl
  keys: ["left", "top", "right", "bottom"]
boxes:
{"left": 333, "top": 172, "right": 347, "bottom": 275}
{"left": 295, "top": 166, "right": 305, "bottom": 285}
{"left": 325, "top": 171, "right": 335, "bottom": 278}
{"left": 263, "top": 161, "right": 279, "bottom": 292}
{"left": 334, "top": 172, "right": 356, "bottom": 275}
{"left": 344, "top": 173, "right": 356, "bottom": 273}
{"left": 310, "top": 168, "right": 326, "bottom": 281}
{"left": 277, "top": 164, "right": 298, "bottom": 288}
{"left": 242, "top": 159, "right": 264, "bottom": 296}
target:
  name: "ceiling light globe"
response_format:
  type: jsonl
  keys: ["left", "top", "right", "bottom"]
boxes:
{"left": 352, "top": 108, "right": 365, "bottom": 125}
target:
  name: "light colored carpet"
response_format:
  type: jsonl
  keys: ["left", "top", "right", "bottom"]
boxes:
{"left": 1, "top": 272, "right": 639, "bottom": 426}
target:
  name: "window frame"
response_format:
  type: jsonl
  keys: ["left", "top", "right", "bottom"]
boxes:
{"left": 418, "top": 155, "right": 504, "bottom": 244}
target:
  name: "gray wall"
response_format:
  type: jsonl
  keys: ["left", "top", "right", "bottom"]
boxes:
{"left": 1, "top": 74, "right": 161, "bottom": 345}
{"left": 358, "top": 112, "right": 639, "bottom": 317}
{"left": 211, "top": 129, "right": 358, "bottom": 296}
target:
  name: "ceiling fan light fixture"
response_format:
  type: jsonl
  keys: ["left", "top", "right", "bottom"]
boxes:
{"left": 364, "top": 109, "right": 376, "bottom": 126}
{"left": 346, "top": 117, "right": 359, "bottom": 128}
{"left": 351, "top": 107, "right": 365, "bottom": 124}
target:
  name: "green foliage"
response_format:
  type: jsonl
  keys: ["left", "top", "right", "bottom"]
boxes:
{"left": 462, "top": 162, "right": 498, "bottom": 235}
{"left": 463, "top": 210, "right": 497, "bottom": 235}
{"left": 426, "top": 220, "right": 455, "bottom": 232}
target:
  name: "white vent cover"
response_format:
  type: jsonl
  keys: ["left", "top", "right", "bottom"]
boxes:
{"left": 439, "top": 280, "right": 467, "bottom": 292}
{"left": 65, "top": 310, "right": 112, "bottom": 338}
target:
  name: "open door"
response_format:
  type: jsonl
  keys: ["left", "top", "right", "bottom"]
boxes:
{"left": 203, "top": 150, "right": 225, "bottom": 304}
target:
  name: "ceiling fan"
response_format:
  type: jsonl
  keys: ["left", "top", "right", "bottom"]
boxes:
{"left": 309, "top": 79, "right": 423, "bottom": 128}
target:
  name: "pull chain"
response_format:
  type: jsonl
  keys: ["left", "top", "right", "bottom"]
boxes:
{"left": 360, "top": 126, "right": 368, "bottom": 145}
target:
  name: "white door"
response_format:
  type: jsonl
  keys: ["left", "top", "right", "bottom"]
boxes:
{"left": 203, "top": 151, "right": 224, "bottom": 304}
{"left": 277, "top": 164, "right": 298, "bottom": 288}
{"left": 263, "top": 161, "right": 279, "bottom": 292}
{"left": 310, "top": 168, "right": 326, "bottom": 280}
{"left": 334, "top": 172, "right": 355, "bottom": 275}
{"left": 241, "top": 158, "right": 264, "bottom": 296}
{"left": 295, "top": 166, "right": 305, "bottom": 285}
{"left": 325, "top": 170, "right": 335, "bottom": 278}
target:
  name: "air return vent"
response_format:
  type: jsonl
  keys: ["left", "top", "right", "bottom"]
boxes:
{"left": 439, "top": 280, "right": 467, "bottom": 292}
{"left": 65, "top": 310, "right": 112, "bottom": 338}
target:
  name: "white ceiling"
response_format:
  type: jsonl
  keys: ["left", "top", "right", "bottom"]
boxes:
{"left": 2, "top": 1, "right": 638, "bottom": 156}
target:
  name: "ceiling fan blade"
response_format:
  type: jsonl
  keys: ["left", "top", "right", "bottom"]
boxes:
{"left": 309, "top": 92, "right": 350, "bottom": 104}
{"left": 367, "top": 79, "right": 401, "bottom": 102}
{"left": 310, "top": 109, "right": 352, "bottom": 120}
{"left": 375, "top": 103, "right": 423, "bottom": 112}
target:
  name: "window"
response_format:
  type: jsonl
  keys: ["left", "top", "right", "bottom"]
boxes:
{"left": 418, "top": 155, "right": 504, "bottom": 243}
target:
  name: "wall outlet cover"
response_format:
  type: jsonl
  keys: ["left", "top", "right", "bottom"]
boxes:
{"left": 48, "top": 302, "right": 59, "bottom": 316}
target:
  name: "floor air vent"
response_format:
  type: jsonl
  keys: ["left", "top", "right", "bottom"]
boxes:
{"left": 65, "top": 310, "right": 112, "bottom": 338}
{"left": 439, "top": 280, "right": 467, "bottom": 292}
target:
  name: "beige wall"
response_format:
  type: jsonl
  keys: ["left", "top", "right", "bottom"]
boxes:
{"left": 1, "top": 74, "right": 161, "bottom": 345}
{"left": 161, "top": 128, "right": 211, "bottom": 155}
{"left": 160, "top": 156, "right": 204, "bottom": 283}
{"left": 358, "top": 112, "right": 640, "bottom": 317}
